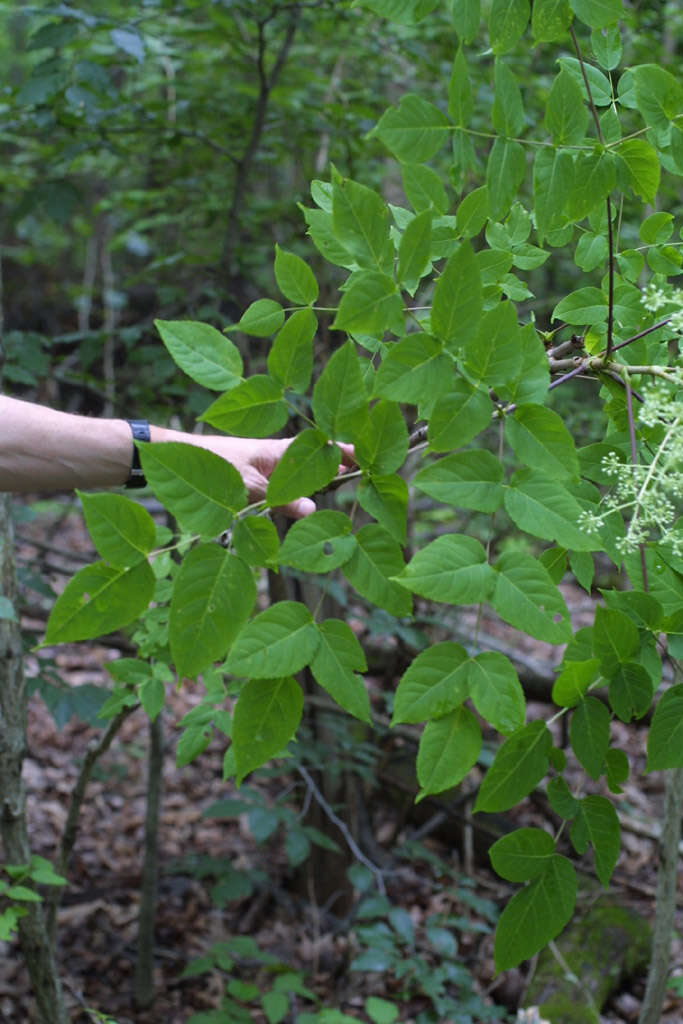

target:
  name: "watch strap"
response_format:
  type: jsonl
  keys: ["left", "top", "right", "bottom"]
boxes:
{"left": 126, "top": 419, "right": 151, "bottom": 488}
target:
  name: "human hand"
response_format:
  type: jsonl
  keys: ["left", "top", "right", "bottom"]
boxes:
{"left": 189, "top": 434, "right": 356, "bottom": 519}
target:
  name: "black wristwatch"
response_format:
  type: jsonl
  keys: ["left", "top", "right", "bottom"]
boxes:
{"left": 125, "top": 419, "right": 151, "bottom": 488}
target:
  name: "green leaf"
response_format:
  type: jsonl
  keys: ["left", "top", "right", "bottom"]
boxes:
{"left": 266, "top": 430, "right": 341, "bottom": 506}
{"left": 45, "top": 560, "right": 155, "bottom": 643}
{"left": 570, "top": 696, "right": 610, "bottom": 780}
{"left": 6, "top": 885, "right": 41, "bottom": 903}
{"left": 311, "top": 619, "right": 371, "bottom": 724}
{"left": 533, "top": 148, "right": 574, "bottom": 240}
{"left": 558, "top": 56, "right": 612, "bottom": 107}
{"left": 591, "top": 24, "right": 621, "bottom": 67}
{"left": 357, "top": 475, "right": 409, "bottom": 546}
{"left": 332, "top": 271, "right": 403, "bottom": 338}
{"left": 504, "top": 471, "right": 597, "bottom": 550}
{"left": 312, "top": 341, "right": 369, "bottom": 442}
{"left": 278, "top": 510, "right": 356, "bottom": 572}
{"left": 155, "top": 319, "right": 243, "bottom": 391}
{"left": 274, "top": 244, "right": 319, "bottom": 305}
{"left": 506, "top": 405, "right": 580, "bottom": 480}
{"left": 616, "top": 139, "right": 660, "bottom": 203}
{"left": 392, "top": 642, "right": 470, "bottom": 724}
{"left": 232, "top": 516, "right": 280, "bottom": 568}
{"left": 575, "top": 232, "right": 609, "bottom": 272}
{"left": 546, "top": 68, "right": 587, "bottom": 145}
{"left": 170, "top": 546, "right": 256, "bottom": 679}
{"left": 301, "top": 205, "right": 355, "bottom": 268}
{"left": 552, "top": 285, "right": 608, "bottom": 325}
{"left": 569, "top": 0, "right": 623, "bottom": 29}
{"left": 570, "top": 550, "right": 594, "bottom": 593}
{"left": 547, "top": 776, "right": 580, "bottom": 817}
{"left": 414, "top": 450, "right": 504, "bottom": 513}
{"left": 373, "top": 334, "right": 452, "bottom": 404}
{"left": 497, "top": 324, "right": 550, "bottom": 405}
{"left": 401, "top": 163, "right": 448, "bottom": 215}
{"left": 468, "top": 652, "right": 526, "bottom": 734}
{"left": 449, "top": 46, "right": 473, "bottom": 125}
{"left": 139, "top": 442, "right": 247, "bottom": 537}
{"left": 233, "top": 299, "right": 285, "bottom": 337}
{"left": 486, "top": 138, "right": 526, "bottom": 221}
{"left": 416, "top": 706, "right": 482, "bottom": 800}
{"left": 233, "top": 677, "right": 303, "bottom": 784}
{"left": 492, "top": 551, "right": 572, "bottom": 644}
{"left": 396, "top": 534, "right": 496, "bottom": 605}
{"left": 78, "top": 491, "right": 156, "bottom": 568}
{"left": 552, "top": 658, "right": 601, "bottom": 707}
{"left": 492, "top": 59, "right": 525, "bottom": 138}
{"left": 532, "top": 0, "right": 573, "bottom": 41}
{"left": 332, "top": 176, "right": 392, "bottom": 272}
{"left": 475, "top": 720, "right": 553, "bottom": 811}
{"left": 489, "top": 0, "right": 530, "bottom": 54}
{"left": 431, "top": 241, "right": 483, "bottom": 351}
{"left": 200, "top": 376, "right": 288, "bottom": 437}
{"left": 267, "top": 309, "right": 317, "bottom": 393}
{"left": 632, "top": 64, "right": 683, "bottom": 136}
{"left": 592, "top": 605, "right": 640, "bottom": 676}
{"left": 451, "top": 0, "right": 481, "bottom": 41}
{"left": 456, "top": 186, "right": 489, "bottom": 238}
{"left": 427, "top": 380, "right": 494, "bottom": 451}
{"left": 490, "top": 827, "right": 557, "bottom": 881}
{"left": 541, "top": 546, "right": 568, "bottom": 583}
{"left": 355, "top": 400, "right": 409, "bottom": 476}
{"left": 609, "top": 663, "right": 652, "bottom": 723}
{"left": 226, "top": 602, "right": 320, "bottom": 678}
{"left": 647, "top": 684, "right": 683, "bottom": 771}
{"left": 139, "top": 677, "right": 165, "bottom": 722}
{"left": 463, "top": 299, "right": 523, "bottom": 389}
{"left": 639, "top": 212, "right": 674, "bottom": 245}
{"left": 571, "top": 795, "right": 620, "bottom": 886}
{"left": 494, "top": 855, "right": 576, "bottom": 970}
{"left": 372, "top": 94, "right": 451, "bottom": 163}
{"left": 397, "top": 210, "right": 432, "bottom": 294}
{"left": 342, "top": 524, "right": 412, "bottom": 617}
{"left": 566, "top": 152, "right": 616, "bottom": 221}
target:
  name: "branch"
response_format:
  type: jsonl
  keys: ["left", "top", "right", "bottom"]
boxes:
{"left": 296, "top": 763, "right": 386, "bottom": 895}
{"left": 45, "top": 702, "right": 139, "bottom": 944}
{"left": 570, "top": 25, "right": 615, "bottom": 356}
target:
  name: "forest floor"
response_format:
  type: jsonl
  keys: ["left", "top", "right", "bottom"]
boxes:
{"left": 1, "top": 498, "right": 682, "bottom": 1024}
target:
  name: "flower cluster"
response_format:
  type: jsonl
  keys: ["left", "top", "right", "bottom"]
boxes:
{"left": 516, "top": 1009, "right": 551, "bottom": 1024}
{"left": 578, "top": 381, "right": 683, "bottom": 557}
{"left": 640, "top": 282, "right": 683, "bottom": 335}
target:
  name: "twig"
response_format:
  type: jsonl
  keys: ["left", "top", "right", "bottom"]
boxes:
{"left": 296, "top": 763, "right": 386, "bottom": 895}
{"left": 46, "top": 703, "right": 139, "bottom": 944}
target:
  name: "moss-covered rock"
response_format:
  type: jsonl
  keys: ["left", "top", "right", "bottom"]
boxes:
{"left": 523, "top": 894, "right": 651, "bottom": 1024}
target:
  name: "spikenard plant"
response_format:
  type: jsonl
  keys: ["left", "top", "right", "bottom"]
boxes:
{"left": 39, "top": 0, "right": 682, "bottom": 1017}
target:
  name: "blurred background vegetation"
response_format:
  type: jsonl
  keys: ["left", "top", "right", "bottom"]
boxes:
{"left": 2, "top": 0, "right": 679, "bottom": 431}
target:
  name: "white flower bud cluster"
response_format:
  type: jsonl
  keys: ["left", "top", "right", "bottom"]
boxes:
{"left": 640, "top": 282, "right": 683, "bottom": 333}
{"left": 577, "top": 383, "right": 683, "bottom": 557}
{"left": 516, "top": 1009, "right": 551, "bottom": 1024}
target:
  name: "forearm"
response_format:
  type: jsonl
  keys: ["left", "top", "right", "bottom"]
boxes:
{"left": 0, "top": 396, "right": 140, "bottom": 492}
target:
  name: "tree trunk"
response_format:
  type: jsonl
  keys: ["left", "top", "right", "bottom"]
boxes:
{"left": 0, "top": 495, "right": 70, "bottom": 1024}
{"left": 0, "top": 252, "right": 69, "bottom": 1022}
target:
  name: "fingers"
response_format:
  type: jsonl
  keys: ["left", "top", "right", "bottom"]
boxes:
{"left": 278, "top": 496, "right": 316, "bottom": 520}
{"left": 337, "top": 442, "right": 356, "bottom": 469}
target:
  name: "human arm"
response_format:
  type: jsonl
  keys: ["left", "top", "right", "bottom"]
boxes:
{"left": 0, "top": 396, "right": 353, "bottom": 518}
